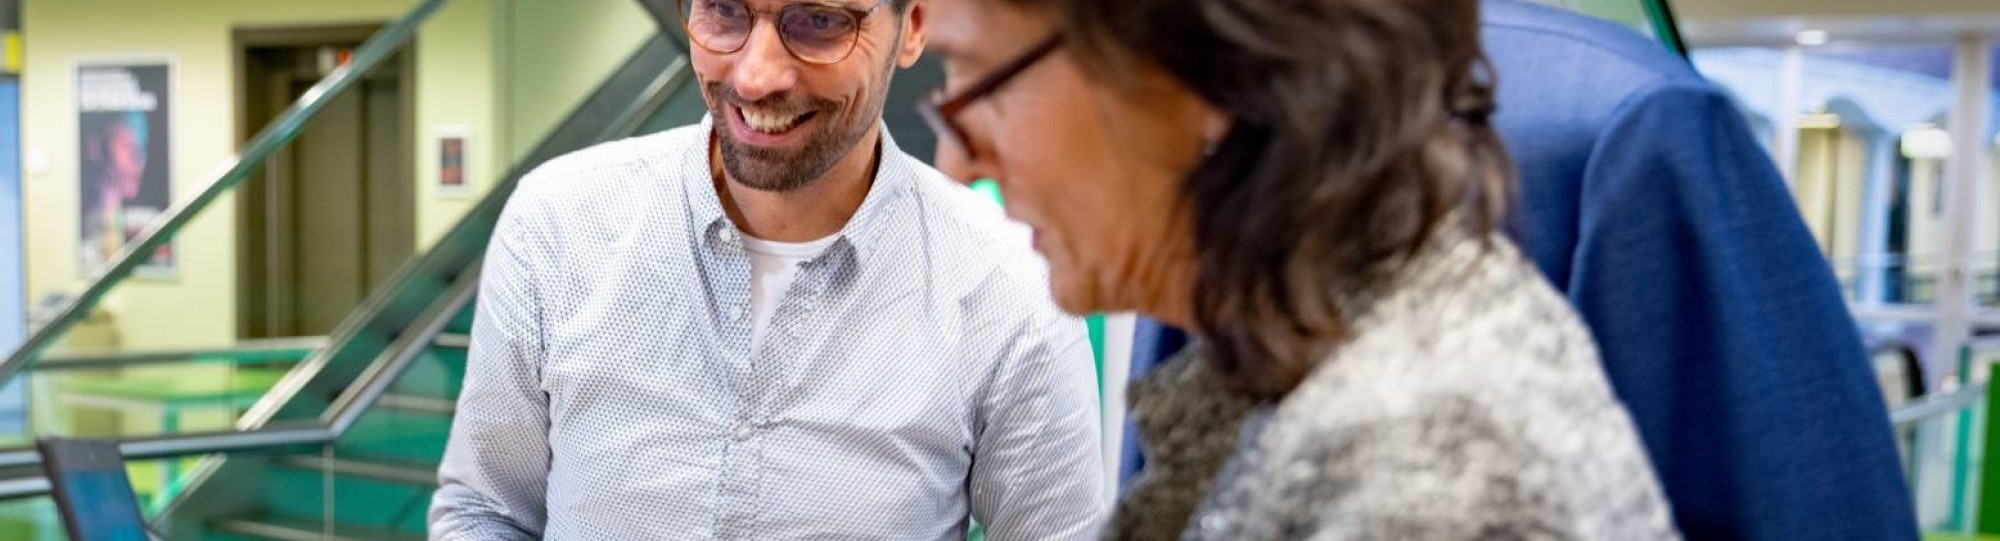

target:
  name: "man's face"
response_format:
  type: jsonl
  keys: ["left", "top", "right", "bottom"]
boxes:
{"left": 690, "top": 0, "right": 927, "bottom": 192}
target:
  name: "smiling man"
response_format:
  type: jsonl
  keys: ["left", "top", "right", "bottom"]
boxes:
{"left": 427, "top": 0, "right": 1106, "bottom": 539}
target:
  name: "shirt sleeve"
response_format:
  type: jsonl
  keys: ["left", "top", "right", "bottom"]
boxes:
{"left": 967, "top": 306, "right": 1108, "bottom": 541}
{"left": 429, "top": 196, "right": 555, "bottom": 541}
{"left": 1567, "top": 81, "right": 1917, "bottom": 541}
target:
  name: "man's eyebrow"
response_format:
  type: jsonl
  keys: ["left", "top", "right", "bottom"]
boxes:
{"left": 747, "top": 0, "right": 869, "bottom": 11}
{"left": 799, "top": 0, "right": 872, "bottom": 11}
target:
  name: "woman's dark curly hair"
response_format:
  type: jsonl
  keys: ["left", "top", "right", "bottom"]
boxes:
{"left": 1025, "top": 0, "right": 1514, "bottom": 400}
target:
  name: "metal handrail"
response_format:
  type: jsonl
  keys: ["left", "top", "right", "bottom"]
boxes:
{"left": 0, "top": 426, "right": 336, "bottom": 499}
{"left": 1830, "top": 251, "right": 2000, "bottom": 265}
{"left": 1892, "top": 336, "right": 2000, "bottom": 427}
{"left": 1850, "top": 304, "right": 2000, "bottom": 327}
{"left": 1964, "top": 334, "right": 2000, "bottom": 353}
{"left": 1893, "top": 383, "right": 1990, "bottom": 427}
{"left": 1641, "top": 0, "right": 1686, "bottom": 57}
{"left": 30, "top": 337, "right": 325, "bottom": 372}
{"left": 323, "top": 272, "right": 477, "bottom": 432}
{"left": 0, "top": 0, "right": 449, "bottom": 387}
{"left": 0, "top": 425, "right": 334, "bottom": 471}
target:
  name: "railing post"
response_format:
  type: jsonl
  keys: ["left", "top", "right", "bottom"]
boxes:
{"left": 1936, "top": 36, "right": 1993, "bottom": 388}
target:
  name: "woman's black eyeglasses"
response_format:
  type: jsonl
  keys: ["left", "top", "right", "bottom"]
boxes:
{"left": 918, "top": 36, "right": 1063, "bottom": 158}
{"left": 679, "top": 0, "right": 895, "bottom": 65}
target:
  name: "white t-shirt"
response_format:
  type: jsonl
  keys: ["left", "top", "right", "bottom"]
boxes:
{"left": 740, "top": 232, "right": 839, "bottom": 352}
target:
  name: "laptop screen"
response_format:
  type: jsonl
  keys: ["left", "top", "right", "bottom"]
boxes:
{"left": 37, "top": 438, "right": 150, "bottom": 541}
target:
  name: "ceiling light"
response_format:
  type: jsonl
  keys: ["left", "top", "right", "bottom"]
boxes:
{"left": 1798, "top": 112, "right": 1842, "bottom": 130}
{"left": 1901, "top": 125, "right": 1952, "bottom": 160}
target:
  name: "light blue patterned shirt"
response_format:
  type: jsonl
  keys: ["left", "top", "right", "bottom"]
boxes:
{"left": 430, "top": 119, "right": 1107, "bottom": 540}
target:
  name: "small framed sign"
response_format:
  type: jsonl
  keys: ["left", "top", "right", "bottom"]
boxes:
{"left": 434, "top": 124, "right": 473, "bottom": 197}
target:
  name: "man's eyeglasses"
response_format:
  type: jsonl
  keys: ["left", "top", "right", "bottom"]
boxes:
{"left": 679, "top": 0, "right": 894, "bottom": 65}
{"left": 918, "top": 36, "right": 1063, "bottom": 159}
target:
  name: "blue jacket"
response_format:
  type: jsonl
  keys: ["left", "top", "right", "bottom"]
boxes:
{"left": 1122, "top": 2, "right": 1918, "bottom": 539}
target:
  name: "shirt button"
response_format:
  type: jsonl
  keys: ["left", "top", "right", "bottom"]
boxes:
{"left": 731, "top": 306, "right": 748, "bottom": 322}
{"left": 733, "top": 426, "right": 754, "bottom": 441}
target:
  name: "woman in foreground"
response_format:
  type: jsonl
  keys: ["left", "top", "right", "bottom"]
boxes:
{"left": 918, "top": 0, "right": 1683, "bottom": 538}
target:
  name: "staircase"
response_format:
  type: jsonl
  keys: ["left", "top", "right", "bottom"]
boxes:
{"left": 203, "top": 308, "right": 469, "bottom": 541}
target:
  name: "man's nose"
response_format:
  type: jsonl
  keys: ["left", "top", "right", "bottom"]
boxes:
{"left": 728, "top": 20, "right": 799, "bottom": 102}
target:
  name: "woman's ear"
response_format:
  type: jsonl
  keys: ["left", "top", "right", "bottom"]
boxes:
{"left": 1201, "top": 106, "right": 1231, "bottom": 155}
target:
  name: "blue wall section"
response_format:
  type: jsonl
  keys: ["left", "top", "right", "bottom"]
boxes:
{"left": 0, "top": 80, "right": 23, "bottom": 435}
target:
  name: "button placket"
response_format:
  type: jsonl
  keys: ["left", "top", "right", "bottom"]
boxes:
{"left": 703, "top": 232, "right": 755, "bottom": 390}
{"left": 717, "top": 430, "right": 763, "bottom": 539}
{"left": 772, "top": 262, "right": 833, "bottom": 407}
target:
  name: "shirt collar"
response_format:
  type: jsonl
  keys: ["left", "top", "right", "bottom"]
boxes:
{"left": 686, "top": 114, "right": 916, "bottom": 260}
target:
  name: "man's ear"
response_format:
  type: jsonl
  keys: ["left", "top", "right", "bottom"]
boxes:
{"left": 896, "top": 0, "right": 927, "bottom": 68}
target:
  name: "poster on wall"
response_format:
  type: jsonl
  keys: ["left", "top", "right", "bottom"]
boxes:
{"left": 75, "top": 59, "right": 174, "bottom": 279}
{"left": 435, "top": 125, "right": 472, "bottom": 197}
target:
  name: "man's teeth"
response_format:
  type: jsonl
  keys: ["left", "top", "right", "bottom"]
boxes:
{"left": 742, "top": 108, "right": 805, "bottom": 133}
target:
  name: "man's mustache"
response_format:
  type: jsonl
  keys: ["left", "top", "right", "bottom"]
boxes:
{"left": 706, "top": 82, "right": 837, "bottom": 113}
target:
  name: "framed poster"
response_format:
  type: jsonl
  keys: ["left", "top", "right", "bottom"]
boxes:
{"left": 434, "top": 124, "right": 473, "bottom": 198}
{"left": 75, "top": 58, "right": 174, "bottom": 279}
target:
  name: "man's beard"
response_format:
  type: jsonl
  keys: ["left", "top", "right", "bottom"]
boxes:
{"left": 709, "top": 83, "right": 876, "bottom": 192}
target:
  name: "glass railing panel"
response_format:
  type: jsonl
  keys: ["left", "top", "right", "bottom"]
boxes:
{"left": 0, "top": 422, "right": 339, "bottom": 538}
{"left": 244, "top": 444, "right": 430, "bottom": 540}
{"left": 17, "top": 345, "right": 314, "bottom": 443}
{"left": 0, "top": 173, "right": 331, "bottom": 444}
{"left": 1900, "top": 386, "right": 1986, "bottom": 536}
{"left": 186, "top": 391, "right": 451, "bottom": 537}
{"left": 1, "top": 0, "right": 452, "bottom": 428}
{"left": 1901, "top": 343, "right": 2000, "bottom": 537}
{"left": 0, "top": 496, "right": 61, "bottom": 541}
{"left": 0, "top": 177, "right": 321, "bottom": 446}
{"left": 0, "top": 454, "right": 229, "bottom": 541}
{"left": 143, "top": 440, "right": 444, "bottom": 540}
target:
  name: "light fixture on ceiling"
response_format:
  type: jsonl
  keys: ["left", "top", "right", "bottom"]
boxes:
{"left": 1796, "top": 29, "right": 1830, "bottom": 46}
{"left": 1902, "top": 125, "right": 1952, "bottom": 160}
{"left": 1798, "top": 112, "right": 1842, "bottom": 130}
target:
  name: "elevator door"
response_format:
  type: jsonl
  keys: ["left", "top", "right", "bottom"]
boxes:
{"left": 237, "top": 34, "right": 414, "bottom": 339}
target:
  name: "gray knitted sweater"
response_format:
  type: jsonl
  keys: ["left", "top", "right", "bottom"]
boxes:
{"left": 1105, "top": 235, "right": 1681, "bottom": 541}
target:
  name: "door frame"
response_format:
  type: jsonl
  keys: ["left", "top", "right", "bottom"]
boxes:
{"left": 231, "top": 24, "right": 415, "bottom": 339}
